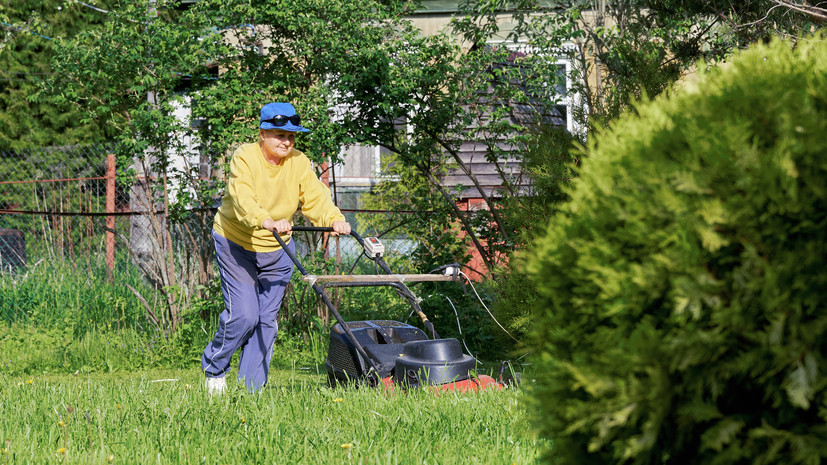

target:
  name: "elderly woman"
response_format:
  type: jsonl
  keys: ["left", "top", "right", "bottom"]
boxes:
{"left": 202, "top": 102, "right": 350, "bottom": 394}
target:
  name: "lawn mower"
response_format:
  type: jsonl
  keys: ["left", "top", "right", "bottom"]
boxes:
{"left": 273, "top": 226, "right": 519, "bottom": 392}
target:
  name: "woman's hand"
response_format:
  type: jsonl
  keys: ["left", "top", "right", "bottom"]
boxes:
{"left": 262, "top": 219, "right": 292, "bottom": 234}
{"left": 331, "top": 221, "right": 351, "bottom": 236}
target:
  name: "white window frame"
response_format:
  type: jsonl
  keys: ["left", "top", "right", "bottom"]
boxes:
{"left": 485, "top": 39, "right": 585, "bottom": 135}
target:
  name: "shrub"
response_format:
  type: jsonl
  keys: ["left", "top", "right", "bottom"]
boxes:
{"left": 526, "top": 36, "right": 827, "bottom": 464}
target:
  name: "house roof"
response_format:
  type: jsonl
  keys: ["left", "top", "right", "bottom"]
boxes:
{"left": 418, "top": 1, "right": 463, "bottom": 13}
{"left": 417, "top": 0, "right": 558, "bottom": 14}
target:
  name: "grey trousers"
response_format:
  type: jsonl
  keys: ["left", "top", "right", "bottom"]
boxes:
{"left": 202, "top": 230, "right": 295, "bottom": 390}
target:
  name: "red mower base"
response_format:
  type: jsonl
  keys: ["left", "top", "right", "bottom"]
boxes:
{"left": 381, "top": 375, "right": 504, "bottom": 393}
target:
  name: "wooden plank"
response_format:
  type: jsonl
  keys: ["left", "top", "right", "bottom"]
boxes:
{"left": 456, "top": 152, "right": 522, "bottom": 165}
{"left": 451, "top": 183, "right": 533, "bottom": 198}
{"left": 442, "top": 174, "right": 522, "bottom": 186}
{"left": 446, "top": 164, "right": 522, "bottom": 176}
{"left": 304, "top": 274, "right": 454, "bottom": 284}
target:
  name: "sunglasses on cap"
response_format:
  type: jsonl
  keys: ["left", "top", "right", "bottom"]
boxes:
{"left": 263, "top": 114, "right": 302, "bottom": 127}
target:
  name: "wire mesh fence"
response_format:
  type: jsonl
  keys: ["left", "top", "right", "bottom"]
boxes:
{"left": 0, "top": 144, "right": 418, "bottom": 282}
{"left": 1, "top": 144, "right": 116, "bottom": 271}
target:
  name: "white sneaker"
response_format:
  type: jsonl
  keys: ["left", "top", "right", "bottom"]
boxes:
{"left": 205, "top": 377, "right": 227, "bottom": 396}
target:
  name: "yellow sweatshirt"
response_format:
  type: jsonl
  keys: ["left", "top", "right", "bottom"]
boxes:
{"left": 213, "top": 142, "right": 345, "bottom": 252}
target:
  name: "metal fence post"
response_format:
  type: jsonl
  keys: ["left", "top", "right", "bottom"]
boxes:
{"left": 106, "top": 153, "right": 115, "bottom": 280}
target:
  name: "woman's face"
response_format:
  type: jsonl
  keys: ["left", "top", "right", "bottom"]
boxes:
{"left": 260, "top": 129, "right": 296, "bottom": 161}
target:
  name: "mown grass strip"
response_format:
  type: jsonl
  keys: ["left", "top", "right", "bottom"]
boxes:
{"left": 0, "top": 367, "right": 541, "bottom": 464}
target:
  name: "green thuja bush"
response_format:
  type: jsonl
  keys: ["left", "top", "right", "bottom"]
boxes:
{"left": 526, "top": 36, "right": 827, "bottom": 464}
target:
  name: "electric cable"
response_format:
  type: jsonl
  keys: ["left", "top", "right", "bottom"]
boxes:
{"left": 1, "top": 21, "right": 53, "bottom": 40}
{"left": 73, "top": 0, "right": 111, "bottom": 14}
{"left": 458, "top": 270, "right": 520, "bottom": 343}
{"left": 444, "top": 295, "right": 475, "bottom": 359}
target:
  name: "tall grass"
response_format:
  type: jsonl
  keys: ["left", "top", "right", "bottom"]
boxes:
{"left": 0, "top": 253, "right": 335, "bottom": 376}
{"left": 0, "top": 252, "right": 149, "bottom": 332}
{"left": 0, "top": 254, "right": 160, "bottom": 374}
{"left": 0, "top": 368, "right": 541, "bottom": 464}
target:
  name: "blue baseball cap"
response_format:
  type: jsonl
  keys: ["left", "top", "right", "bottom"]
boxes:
{"left": 259, "top": 102, "right": 310, "bottom": 132}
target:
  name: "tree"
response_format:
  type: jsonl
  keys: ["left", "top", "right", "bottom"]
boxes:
{"left": 328, "top": 20, "right": 573, "bottom": 274}
{"left": 341, "top": 0, "right": 815, "bottom": 277}
{"left": 41, "top": 0, "right": 439, "bottom": 332}
{"left": 358, "top": 152, "right": 474, "bottom": 271}
{"left": 0, "top": 0, "right": 113, "bottom": 150}
{"left": 770, "top": 0, "right": 827, "bottom": 22}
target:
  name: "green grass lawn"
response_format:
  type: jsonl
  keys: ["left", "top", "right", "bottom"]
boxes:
{"left": 0, "top": 366, "right": 540, "bottom": 464}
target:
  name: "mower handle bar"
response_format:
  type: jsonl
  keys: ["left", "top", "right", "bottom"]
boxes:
{"left": 273, "top": 227, "right": 440, "bottom": 354}
{"left": 274, "top": 227, "right": 438, "bottom": 323}
{"left": 272, "top": 228, "right": 383, "bottom": 380}
{"left": 289, "top": 226, "right": 335, "bottom": 232}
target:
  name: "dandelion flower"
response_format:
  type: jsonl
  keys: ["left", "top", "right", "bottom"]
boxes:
{"left": 58, "top": 447, "right": 66, "bottom": 454}
{"left": 58, "top": 421, "right": 65, "bottom": 427}
{"left": 341, "top": 443, "right": 353, "bottom": 449}
{"left": 241, "top": 418, "right": 246, "bottom": 424}
{"left": 333, "top": 398, "right": 344, "bottom": 403}
{"left": 17, "top": 382, "right": 22, "bottom": 387}
{"left": 26, "top": 379, "right": 33, "bottom": 384}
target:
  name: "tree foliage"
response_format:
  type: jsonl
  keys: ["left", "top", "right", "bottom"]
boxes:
{"left": 526, "top": 35, "right": 827, "bottom": 464}
{"left": 488, "top": 124, "right": 578, "bottom": 342}
{"left": 329, "top": 13, "right": 573, "bottom": 273}
{"left": 358, "top": 152, "right": 474, "bottom": 271}
{"left": 0, "top": 0, "right": 114, "bottom": 150}
{"left": 454, "top": 0, "right": 823, "bottom": 127}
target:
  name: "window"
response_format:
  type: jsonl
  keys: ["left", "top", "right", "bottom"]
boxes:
{"left": 487, "top": 41, "right": 583, "bottom": 135}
